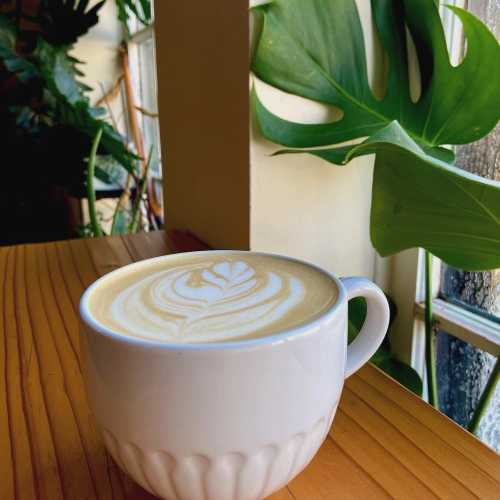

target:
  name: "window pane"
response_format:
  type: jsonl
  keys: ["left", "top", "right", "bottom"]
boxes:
{"left": 436, "top": 331, "right": 499, "bottom": 452}
{"left": 127, "top": 0, "right": 155, "bottom": 35}
{"left": 436, "top": 0, "right": 500, "bottom": 453}
{"left": 137, "top": 36, "right": 162, "bottom": 178}
{"left": 439, "top": 0, "right": 500, "bottom": 321}
{"left": 440, "top": 266, "right": 500, "bottom": 322}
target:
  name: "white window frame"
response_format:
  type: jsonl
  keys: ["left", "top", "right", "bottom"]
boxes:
{"left": 127, "top": 16, "right": 162, "bottom": 180}
{"left": 388, "top": 0, "right": 500, "bottom": 388}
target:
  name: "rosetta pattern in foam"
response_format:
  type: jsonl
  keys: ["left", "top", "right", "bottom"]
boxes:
{"left": 102, "top": 412, "right": 335, "bottom": 500}
{"left": 109, "top": 259, "right": 306, "bottom": 342}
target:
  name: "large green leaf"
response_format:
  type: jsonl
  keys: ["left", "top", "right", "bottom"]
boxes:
{"left": 34, "top": 40, "right": 138, "bottom": 174}
{"left": 377, "top": 357, "right": 423, "bottom": 396}
{"left": 40, "top": 0, "right": 105, "bottom": 46}
{"left": 37, "top": 40, "right": 83, "bottom": 104}
{"left": 272, "top": 122, "right": 500, "bottom": 270}
{"left": 251, "top": 0, "right": 500, "bottom": 270}
{"left": 252, "top": 0, "right": 500, "bottom": 147}
{"left": 58, "top": 100, "right": 138, "bottom": 174}
{"left": 115, "top": 0, "right": 152, "bottom": 31}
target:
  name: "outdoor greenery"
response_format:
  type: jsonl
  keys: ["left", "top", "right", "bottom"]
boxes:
{"left": 252, "top": 0, "right": 500, "bottom": 424}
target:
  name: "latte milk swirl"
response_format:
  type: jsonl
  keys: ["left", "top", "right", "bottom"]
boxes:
{"left": 88, "top": 252, "right": 339, "bottom": 343}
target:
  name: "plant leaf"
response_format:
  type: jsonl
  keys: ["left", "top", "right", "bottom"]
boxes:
{"left": 57, "top": 100, "right": 139, "bottom": 175}
{"left": 347, "top": 296, "right": 366, "bottom": 344}
{"left": 115, "top": 0, "right": 152, "bottom": 29}
{"left": 37, "top": 41, "right": 83, "bottom": 104}
{"left": 348, "top": 289, "right": 422, "bottom": 395}
{"left": 0, "top": 17, "right": 37, "bottom": 82}
{"left": 252, "top": 0, "right": 500, "bottom": 148}
{"left": 272, "top": 122, "right": 500, "bottom": 270}
{"left": 251, "top": 0, "right": 500, "bottom": 270}
{"left": 111, "top": 207, "right": 130, "bottom": 235}
{"left": 377, "top": 357, "right": 423, "bottom": 396}
{"left": 33, "top": 40, "right": 139, "bottom": 174}
{"left": 40, "top": 0, "right": 105, "bottom": 46}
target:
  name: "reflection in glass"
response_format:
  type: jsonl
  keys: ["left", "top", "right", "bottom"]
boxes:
{"left": 436, "top": 332, "right": 499, "bottom": 451}
{"left": 437, "top": 0, "right": 499, "bottom": 451}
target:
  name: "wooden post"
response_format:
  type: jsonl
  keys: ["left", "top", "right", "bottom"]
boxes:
{"left": 155, "top": 1, "right": 250, "bottom": 249}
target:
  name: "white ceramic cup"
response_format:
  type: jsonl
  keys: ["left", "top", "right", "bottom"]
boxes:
{"left": 80, "top": 251, "right": 390, "bottom": 500}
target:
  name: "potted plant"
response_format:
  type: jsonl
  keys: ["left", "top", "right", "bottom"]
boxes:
{"left": 0, "top": 0, "right": 153, "bottom": 243}
{"left": 250, "top": 0, "right": 500, "bottom": 431}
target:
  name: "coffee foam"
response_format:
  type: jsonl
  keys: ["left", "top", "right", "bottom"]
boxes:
{"left": 89, "top": 253, "right": 338, "bottom": 343}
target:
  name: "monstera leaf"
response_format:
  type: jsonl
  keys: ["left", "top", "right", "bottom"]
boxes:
{"left": 269, "top": 121, "right": 500, "bottom": 270}
{"left": 115, "top": 0, "right": 152, "bottom": 31}
{"left": 252, "top": 0, "right": 500, "bottom": 270}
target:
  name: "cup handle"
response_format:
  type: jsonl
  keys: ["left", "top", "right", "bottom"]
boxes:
{"left": 341, "top": 277, "right": 390, "bottom": 379}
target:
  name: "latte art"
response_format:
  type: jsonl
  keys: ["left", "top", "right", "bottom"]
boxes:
{"left": 89, "top": 253, "right": 338, "bottom": 343}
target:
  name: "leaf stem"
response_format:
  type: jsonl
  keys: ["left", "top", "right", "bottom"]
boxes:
{"left": 129, "top": 146, "right": 153, "bottom": 233}
{"left": 425, "top": 250, "right": 439, "bottom": 408}
{"left": 87, "top": 127, "right": 104, "bottom": 238}
{"left": 468, "top": 358, "right": 499, "bottom": 435}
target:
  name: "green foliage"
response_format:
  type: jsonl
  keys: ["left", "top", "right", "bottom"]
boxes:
{"left": 0, "top": 14, "right": 137, "bottom": 179}
{"left": 115, "top": 0, "right": 152, "bottom": 32}
{"left": 35, "top": 38, "right": 138, "bottom": 172}
{"left": 348, "top": 295, "right": 423, "bottom": 395}
{"left": 129, "top": 147, "right": 153, "bottom": 233}
{"left": 376, "top": 355, "right": 423, "bottom": 396}
{"left": 1, "top": 1, "right": 156, "bottom": 238}
{"left": 0, "top": 17, "right": 37, "bottom": 81}
{"left": 252, "top": 0, "right": 500, "bottom": 271}
{"left": 110, "top": 208, "right": 130, "bottom": 235}
{"left": 86, "top": 127, "right": 104, "bottom": 237}
{"left": 267, "top": 121, "right": 500, "bottom": 270}
{"left": 40, "top": 0, "right": 106, "bottom": 46}
{"left": 95, "top": 155, "right": 130, "bottom": 185}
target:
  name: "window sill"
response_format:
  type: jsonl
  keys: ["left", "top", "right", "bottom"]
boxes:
{"left": 414, "top": 299, "right": 500, "bottom": 356}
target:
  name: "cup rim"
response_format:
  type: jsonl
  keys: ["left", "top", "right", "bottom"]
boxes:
{"left": 79, "top": 250, "right": 347, "bottom": 350}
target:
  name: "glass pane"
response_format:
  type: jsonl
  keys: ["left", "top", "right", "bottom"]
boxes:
{"left": 137, "top": 36, "right": 162, "bottom": 178}
{"left": 436, "top": 331, "right": 500, "bottom": 452}
{"left": 439, "top": 0, "right": 500, "bottom": 321}
{"left": 436, "top": 0, "right": 500, "bottom": 453}
{"left": 440, "top": 266, "right": 500, "bottom": 321}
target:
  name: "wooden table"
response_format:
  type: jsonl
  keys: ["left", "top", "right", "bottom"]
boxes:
{"left": 1, "top": 231, "right": 499, "bottom": 500}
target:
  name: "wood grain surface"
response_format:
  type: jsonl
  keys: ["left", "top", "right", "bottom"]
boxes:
{"left": 0, "top": 231, "right": 498, "bottom": 500}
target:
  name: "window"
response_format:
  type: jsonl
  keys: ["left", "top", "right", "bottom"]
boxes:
{"left": 128, "top": 22, "right": 162, "bottom": 179}
{"left": 127, "top": 6, "right": 163, "bottom": 220}
{"left": 390, "top": 0, "right": 500, "bottom": 451}
{"left": 83, "top": 3, "right": 163, "bottom": 234}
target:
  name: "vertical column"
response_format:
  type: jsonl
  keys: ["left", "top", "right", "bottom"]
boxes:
{"left": 155, "top": 1, "right": 250, "bottom": 249}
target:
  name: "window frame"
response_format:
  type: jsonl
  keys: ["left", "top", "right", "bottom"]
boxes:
{"left": 389, "top": 0, "right": 500, "bottom": 383}
{"left": 127, "top": 21, "right": 163, "bottom": 180}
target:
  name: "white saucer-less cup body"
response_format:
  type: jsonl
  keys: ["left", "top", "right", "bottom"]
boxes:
{"left": 80, "top": 251, "right": 390, "bottom": 500}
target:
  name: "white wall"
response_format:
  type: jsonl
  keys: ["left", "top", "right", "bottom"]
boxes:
{"left": 250, "top": 0, "right": 385, "bottom": 280}
{"left": 250, "top": 81, "right": 376, "bottom": 278}
{"left": 71, "top": 1, "right": 123, "bottom": 105}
